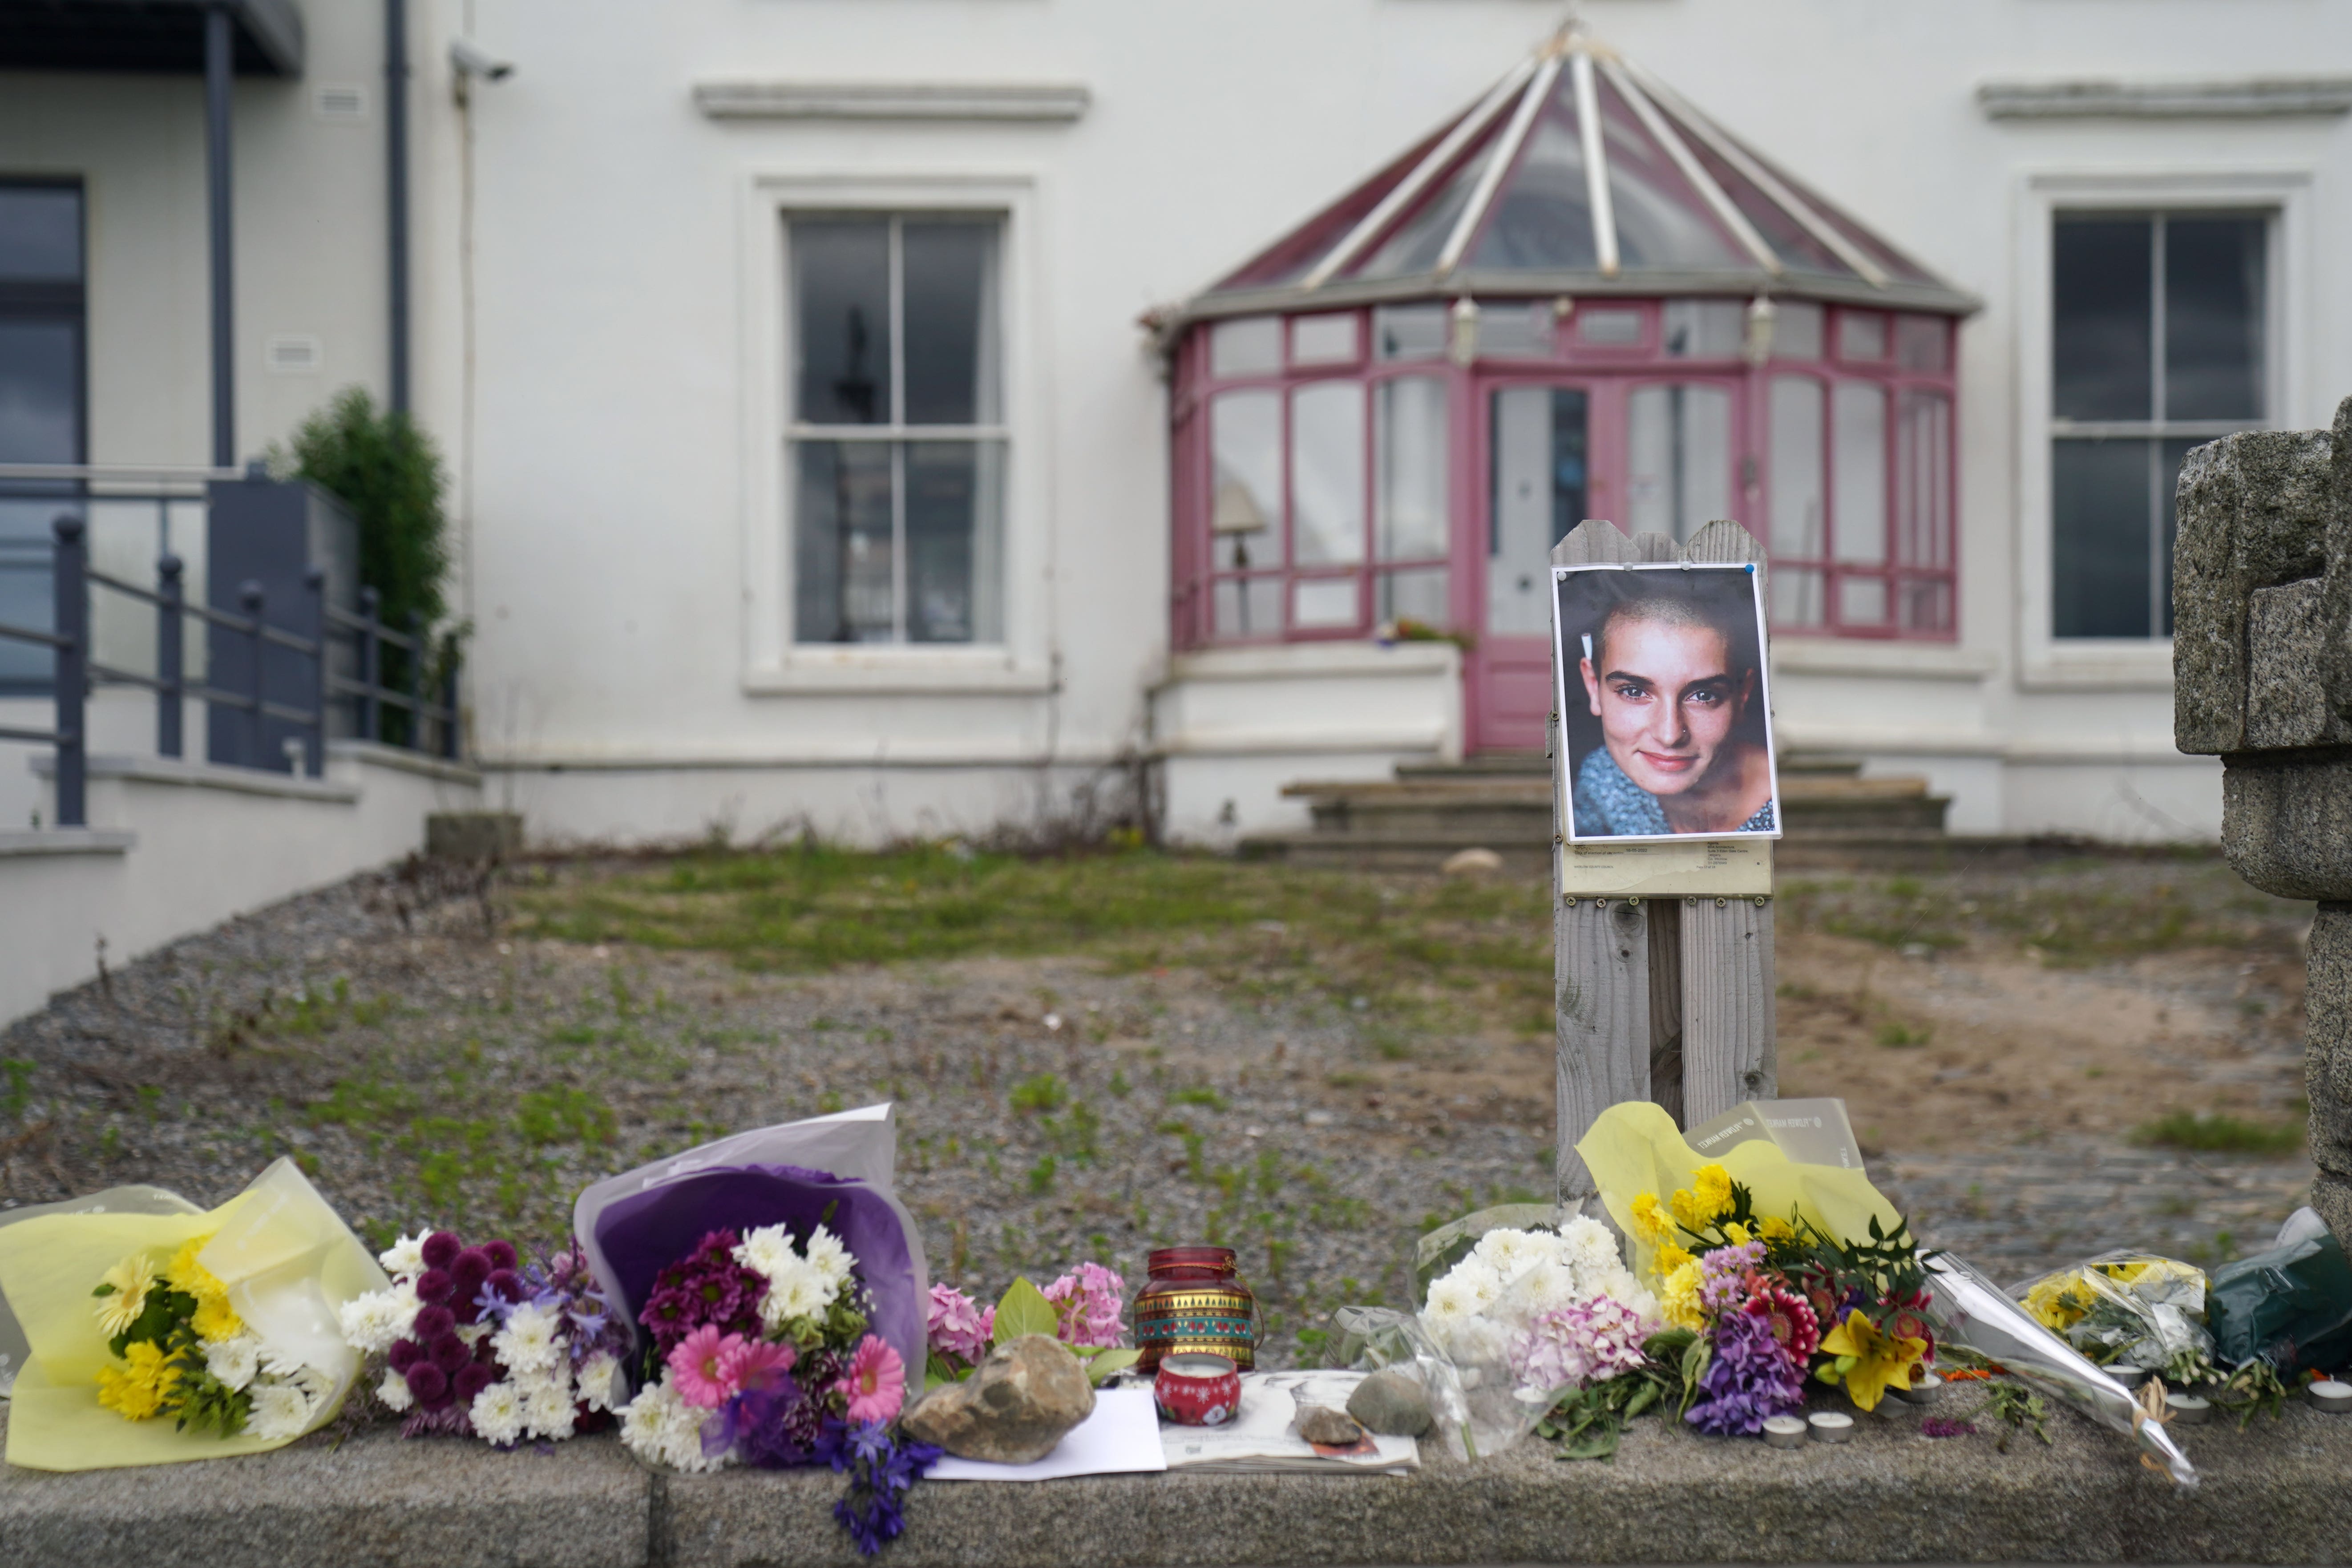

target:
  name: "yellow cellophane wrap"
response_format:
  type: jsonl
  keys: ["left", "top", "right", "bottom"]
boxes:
{"left": 0, "top": 1158, "right": 388, "bottom": 1471}
{"left": 1574, "top": 1101, "right": 1903, "bottom": 1279}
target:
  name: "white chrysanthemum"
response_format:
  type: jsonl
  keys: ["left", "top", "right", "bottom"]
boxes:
{"left": 247, "top": 1381, "right": 314, "bottom": 1442}
{"left": 576, "top": 1351, "right": 622, "bottom": 1413}
{"left": 732, "top": 1224, "right": 799, "bottom": 1286}
{"left": 1470, "top": 1228, "right": 1542, "bottom": 1279}
{"left": 620, "top": 1378, "right": 727, "bottom": 1474}
{"left": 1514, "top": 1261, "right": 1583, "bottom": 1317}
{"left": 376, "top": 1367, "right": 415, "bottom": 1413}
{"left": 1423, "top": 1273, "right": 1480, "bottom": 1321}
{"left": 760, "top": 1256, "right": 837, "bottom": 1327}
{"left": 378, "top": 1232, "right": 428, "bottom": 1279}
{"left": 260, "top": 1342, "right": 315, "bottom": 1382}
{"left": 457, "top": 1321, "right": 490, "bottom": 1347}
{"left": 471, "top": 1379, "right": 526, "bottom": 1447}
{"left": 492, "top": 1302, "right": 563, "bottom": 1375}
{"left": 203, "top": 1334, "right": 262, "bottom": 1393}
{"left": 1558, "top": 1217, "right": 1622, "bottom": 1277}
{"left": 336, "top": 1282, "right": 421, "bottom": 1355}
{"left": 1450, "top": 1259, "right": 1504, "bottom": 1311}
{"left": 802, "top": 1224, "right": 852, "bottom": 1288}
{"left": 523, "top": 1378, "right": 577, "bottom": 1441}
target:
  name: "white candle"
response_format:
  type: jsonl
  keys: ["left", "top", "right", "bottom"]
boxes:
{"left": 1762, "top": 1414, "right": 1808, "bottom": 1449}
{"left": 2309, "top": 1380, "right": 2351, "bottom": 1413}
{"left": 1807, "top": 1410, "right": 1854, "bottom": 1443}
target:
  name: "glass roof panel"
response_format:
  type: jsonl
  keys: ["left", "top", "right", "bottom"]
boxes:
{"left": 1354, "top": 135, "right": 1501, "bottom": 281}
{"left": 1675, "top": 132, "right": 1858, "bottom": 281}
{"left": 1213, "top": 122, "right": 1455, "bottom": 292}
{"left": 1466, "top": 109, "right": 1598, "bottom": 273}
{"left": 1593, "top": 77, "right": 1746, "bottom": 273}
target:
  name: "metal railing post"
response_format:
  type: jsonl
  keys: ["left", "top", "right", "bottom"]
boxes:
{"left": 356, "top": 586, "right": 380, "bottom": 744}
{"left": 240, "top": 580, "right": 266, "bottom": 769}
{"left": 405, "top": 608, "right": 424, "bottom": 753}
{"left": 303, "top": 565, "right": 327, "bottom": 777}
{"left": 52, "top": 515, "right": 86, "bottom": 828}
{"left": 157, "top": 554, "right": 185, "bottom": 758}
{"left": 440, "top": 654, "right": 459, "bottom": 760}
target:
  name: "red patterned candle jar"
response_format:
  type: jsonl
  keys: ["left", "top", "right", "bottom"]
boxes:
{"left": 1153, "top": 1352, "right": 1242, "bottom": 1426}
{"left": 1133, "top": 1245, "right": 1257, "bottom": 1374}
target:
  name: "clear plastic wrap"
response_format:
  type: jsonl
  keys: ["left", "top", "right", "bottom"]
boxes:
{"left": 2010, "top": 1251, "right": 2215, "bottom": 1381}
{"left": 1925, "top": 1253, "right": 2198, "bottom": 1489}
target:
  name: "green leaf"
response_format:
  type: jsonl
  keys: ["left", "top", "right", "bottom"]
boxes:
{"left": 1081, "top": 1348, "right": 1140, "bottom": 1386}
{"left": 992, "top": 1277, "right": 1059, "bottom": 1343}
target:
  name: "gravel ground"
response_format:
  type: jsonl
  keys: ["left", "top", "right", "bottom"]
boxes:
{"left": 0, "top": 849, "right": 2319, "bottom": 1368}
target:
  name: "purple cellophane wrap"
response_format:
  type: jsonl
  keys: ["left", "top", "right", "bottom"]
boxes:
{"left": 594, "top": 1163, "right": 922, "bottom": 1379}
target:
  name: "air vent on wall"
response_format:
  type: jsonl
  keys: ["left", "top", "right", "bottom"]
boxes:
{"left": 314, "top": 84, "right": 368, "bottom": 120}
{"left": 266, "top": 335, "right": 322, "bottom": 374}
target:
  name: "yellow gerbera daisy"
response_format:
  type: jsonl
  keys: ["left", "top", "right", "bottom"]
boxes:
{"left": 94, "top": 1251, "right": 157, "bottom": 1338}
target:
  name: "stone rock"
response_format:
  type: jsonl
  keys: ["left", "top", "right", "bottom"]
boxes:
{"left": 1346, "top": 1368, "right": 1433, "bottom": 1437}
{"left": 2309, "top": 906, "right": 2352, "bottom": 1253}
{"left": 1294, "top": 1404, "right": 1362, "bottom": 1446}
{"left": 901, "top": 1334, "right": 1095, "bottom": 1464}
{"left": 1441, "top": 847, "right": 1504, "bottom": 879}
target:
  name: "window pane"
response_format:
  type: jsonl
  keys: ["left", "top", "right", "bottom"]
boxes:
{"left": 1836, "top": 311, "right": 1886, "bottom": 362}
{"left": 1768, "top": 376, "right": 1825, "bottom": 562}
{"left": 1897, "top": 578, "right": 1951, "bottom": 635}
{"left": 2159, "top": 436, "right": 2200, "bottom": 637}
{"left": 793, "top": 441, "right": 894, "bottom": 643}
{"left": 1213, "top": 578, "right": 1282, "bottom": 639}
{"left": 1832, "top": 382, "right": 1886, "bottom": 564}
{"left": 1769, "top": 301, "right": 1823, "bottom": 361}
{"left": 905, "top": 440, "right": 1004, "bottom": 643}
{"left": 1292, "top": 313, "right": 1359, "bottom": 365}
{"left": 1627, "top": 383, "right": 1731, "bottom": 544}
{"left": 2165, "top": 217, "right": 2264, "bottom": 421}
{"left": 1290, "top": 382, "right": 1365, "bottom": 566}
{"left": 902, "top": 221, "right": 1000, "bottom": 425}
{"left": 1577, "top": 308, "right": 1642, "bottom": 347}
{"left": 2052, "top": 438, "right": 2152, "bottom": 638}
{"left": 1375, "top": 376, "right": 1448, "bottom": 561}
{"left": 1210, "top": 317, "right": 1282, "bottom": 378}
{"left": 1663, "top": 300, "right": 1744, "bottom": 359}
{"left": 0, "top": 185, "right": 80, "bottom": 282}
{"left": 1210, "top": 391, "right": 1281, "bottom": 571}
{"left": 1896, "top": 390, "right": 1952, "bottom": 570}
{"left": 1476, "top": 300, "right": 1552, "bottom": 358}
{"left": 792, "top": 220, "right": 892, "bottom": 424}
{"left": 1377, "top": 567, "right": 1449, "bottom": 627}
{"left": 1839, "top": 576, "right": 1886, "bottom": 626}
{"left": 1373, "top": 304, "right": 1447, "bottom": 362}
{"left": 1772, "top": 568, "right": 1825, "bottom": 628}
{"left": 0, "top": 319, "right": 77, "bottom": 687}
{"left": 2053, "top": 217, "right": 2151, "bottom": 421}
{"left": 1487, "top": 386, "right": 1586, "bottom": 635}
{"left": 1473, "top": 115, "right": 1599, "bottom": 271}
{"left": 1293, "top": 577, "right": 1359, "bottom": 628}
{"left": 1358, "top": 137, "right": 1498, "bottom": 279}
{"left": 1895, "top": 314, "right": 1948, "bottom": 373}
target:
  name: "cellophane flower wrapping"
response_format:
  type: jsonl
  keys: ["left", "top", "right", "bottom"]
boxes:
{"left": 0, "top": 1159, "right": 388, "bottom": 1471}
{"left": 2011, "top": 1250, "right": 2216, "bottom": 1379}
{"left": 1340, "top": 1202, "right": 1658, "bottom": 1460}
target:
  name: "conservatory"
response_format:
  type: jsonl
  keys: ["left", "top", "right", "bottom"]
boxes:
{"left": 1161, "top": 27, "right": 1978, "bottom": 754}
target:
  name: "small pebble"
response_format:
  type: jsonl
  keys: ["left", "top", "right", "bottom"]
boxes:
{"left": 1294, "top": 1404, "right": 1362, "bottom": 1446}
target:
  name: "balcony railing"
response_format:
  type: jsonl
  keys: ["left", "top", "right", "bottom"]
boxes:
{"left": 0, "top": 485, "right": 460, "bottom": 828}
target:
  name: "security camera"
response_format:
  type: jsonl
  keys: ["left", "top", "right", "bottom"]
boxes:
{"left": 449, "top": 38, "right": 513, "bottom": 82}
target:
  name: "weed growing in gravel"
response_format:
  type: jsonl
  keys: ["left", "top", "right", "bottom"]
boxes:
{"left": 2132, "top": 1111, "right": 2304, "bottom": 1156}
{"left": 1009, "top": 1073, "right": 1068, "bottom": 1113}
{"left": 1875, "top": 1022, "right": 1932, "bottom": 1048}
{"left": 1168, "top": 1085, "right": 1227, "bottom": 1110}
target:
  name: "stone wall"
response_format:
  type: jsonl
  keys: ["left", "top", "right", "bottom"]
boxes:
{"left": 2173, "top": 396, "right": 2352, "bottom": 1249}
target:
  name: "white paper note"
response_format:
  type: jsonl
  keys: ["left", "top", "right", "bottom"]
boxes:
{"left": 926, "top": 1387, "right": 1168, "bottom": 1481}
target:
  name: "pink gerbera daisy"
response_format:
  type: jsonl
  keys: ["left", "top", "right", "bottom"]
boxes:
{"left": 719, "top": 1335, "right": 796, "bottom": 1393}
{"left": 836, "top": 1334, "right": 906, "bottom": 1424}
{"left": 668, "top": 1325, "right": 740, "bottom": 1408}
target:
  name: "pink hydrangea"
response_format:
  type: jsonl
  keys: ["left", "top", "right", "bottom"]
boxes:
{"left": 836, "top": 1334, "right": 906, "bottom": 1424}
{"left": 927, "top": 1285, "right": 995, "bottom": 1365}
{"left": 1043, "top": 1263, "right": 1127, "bottom": 1350}
{"left": 1507, "top": 1294, "right": 1653, "bottom": 1394}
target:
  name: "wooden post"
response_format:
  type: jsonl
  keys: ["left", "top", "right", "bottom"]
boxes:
{"left": 1552, "top": 518, "right": 1776, "bottom": 1204}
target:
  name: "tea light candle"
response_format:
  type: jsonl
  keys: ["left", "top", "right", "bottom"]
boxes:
{"left": 2309, "top": 1380, "right": 2352, "bottom": 1413}
{"left": 1762, "top": 1414, "right": 1808, "bottom": 1449}
{"left": 1890, "top": 1370, "right": 1942, "bottom": 1404}
{"left": 1807, "top": 1410, "right": 1854, "bottom": 1443}
{"left": 2166, "top": 1392, "right": 2211, "bottom": 1425}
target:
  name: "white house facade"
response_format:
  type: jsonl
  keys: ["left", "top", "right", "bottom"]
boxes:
{"left": 5, "top": 0, "right": 2350, "bottom": 851}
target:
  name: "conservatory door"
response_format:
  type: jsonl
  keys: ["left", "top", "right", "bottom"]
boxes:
{"left": 1470, "top": 376, "right": 1742, "bottom": 752}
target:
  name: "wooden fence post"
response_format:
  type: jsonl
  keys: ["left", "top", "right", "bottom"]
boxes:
{"left": 1553, "top": 518, "right": 1777, "bottom": 1204}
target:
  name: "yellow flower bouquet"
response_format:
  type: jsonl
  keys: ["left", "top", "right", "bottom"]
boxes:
{"left": 0, "top": 1158, "right": 388, "bottom": 1471}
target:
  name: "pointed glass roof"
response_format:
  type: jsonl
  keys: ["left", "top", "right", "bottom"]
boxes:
{"left": 1182, "top": 26, "right": 1977, "bottom": 322}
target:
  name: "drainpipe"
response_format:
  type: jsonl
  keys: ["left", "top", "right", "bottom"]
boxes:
{"left": 385, "top": 0, "right": 411, "bottom": 413}
{"left": 204, "top": 4, "right": 234, "bottom": 467}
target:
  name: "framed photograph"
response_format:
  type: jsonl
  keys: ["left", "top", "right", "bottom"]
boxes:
{"left": 1552, "top": 562, "right": 1780, "bottom": 844}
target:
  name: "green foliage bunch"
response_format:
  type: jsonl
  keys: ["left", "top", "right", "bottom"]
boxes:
{"left": 281, "top": 387, "right": 450, "bottom": 634}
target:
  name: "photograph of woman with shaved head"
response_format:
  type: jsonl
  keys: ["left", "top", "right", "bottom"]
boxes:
{"left": 1552, "top": 564, "right": 1780, "bottom": 843}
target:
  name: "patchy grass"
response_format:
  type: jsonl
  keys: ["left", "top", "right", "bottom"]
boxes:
{"left": 508, "top": 845, "right": 1556, "bottom": 1039}
{"left": 2132, "top": 1111, "right": 2305, "bottom": 1156}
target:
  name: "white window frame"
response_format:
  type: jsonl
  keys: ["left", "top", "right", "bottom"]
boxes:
{"left": 2013, "top": 168, "right": 2308, "bottom": 690}
{"left": 739, "top": 171, "right": 1052, "bottom": 693}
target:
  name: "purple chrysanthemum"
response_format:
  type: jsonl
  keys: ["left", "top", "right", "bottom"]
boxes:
{"left": 1686, "top": 1306, "right": 1808, "bottom": 1436}
{"left": 1697, "top": 1241, "right": 1766, "bottom": 1314}
{"left": 639, "top": 1229, "right": 768, "bottom": 1357}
